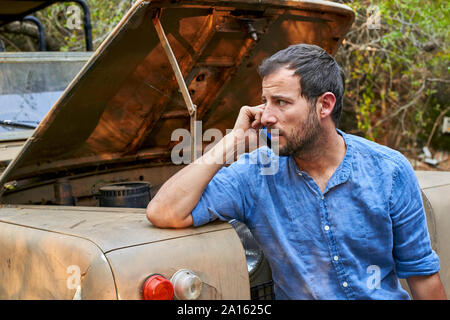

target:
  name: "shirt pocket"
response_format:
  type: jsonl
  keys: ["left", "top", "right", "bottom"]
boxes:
{"left": 327, "top": 203, "right": 375, "bottom": 262}
{"left": 285, "top": 203, "right": 330, "bottom": 252}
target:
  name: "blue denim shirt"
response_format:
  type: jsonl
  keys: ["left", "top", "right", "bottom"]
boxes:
{"left": 191, "top": 130, "right": 440, "bottom": 299}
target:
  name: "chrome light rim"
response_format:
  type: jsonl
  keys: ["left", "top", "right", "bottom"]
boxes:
{"left": 229, "top": 219, "right": 264, "bottom": 277}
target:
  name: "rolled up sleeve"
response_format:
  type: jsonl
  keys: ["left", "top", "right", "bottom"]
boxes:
{"left": 191, "top": 159, "right": 249, "bottom": 227}
{"left": 389, "top": 155, "right": 440, "bottom": 278}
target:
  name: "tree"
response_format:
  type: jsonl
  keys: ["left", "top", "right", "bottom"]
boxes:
{"left": 335, "top": 0, "right": 449, "bottom": 159}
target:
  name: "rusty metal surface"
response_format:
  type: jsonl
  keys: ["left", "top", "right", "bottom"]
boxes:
{"left": 0, "top": 0, "right": 354, "bottom": 190}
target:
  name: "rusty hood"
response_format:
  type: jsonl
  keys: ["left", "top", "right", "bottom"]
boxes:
{"left": 0, "top": 0, "right": 354, "bottom": 188}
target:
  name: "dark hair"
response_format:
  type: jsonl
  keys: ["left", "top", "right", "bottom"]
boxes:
{"left": 258, "top": 44, "right": 345, "bottom": 127}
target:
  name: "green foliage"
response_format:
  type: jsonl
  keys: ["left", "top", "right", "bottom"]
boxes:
{"left": 0, "top": 1, "right": 135, "bottom": 51}
{"left": 34, "top": 0, "right": 135, "bottom": 51}
{"left": 336, "top": 0, "right": 449, "bottom": 156}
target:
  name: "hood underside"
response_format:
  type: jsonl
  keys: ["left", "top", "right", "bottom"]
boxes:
{"left": 0, "top": 0, "right": 354, "bottom": 188}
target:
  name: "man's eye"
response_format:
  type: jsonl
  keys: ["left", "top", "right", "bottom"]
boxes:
{"left": 278, "top": 100, "right": 287, "bottom": 107}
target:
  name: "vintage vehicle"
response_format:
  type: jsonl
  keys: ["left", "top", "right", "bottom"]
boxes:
{"left": 0, "top": 0, "right": 447, "bottom": 300}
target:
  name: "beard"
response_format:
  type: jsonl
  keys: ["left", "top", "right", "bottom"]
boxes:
{"left": 271, "top": 108, "right": 321, "bottom": 157}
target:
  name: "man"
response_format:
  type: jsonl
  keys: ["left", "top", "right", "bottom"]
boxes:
{"left": 147, "top": 44, "right": 446, "bottom": 300}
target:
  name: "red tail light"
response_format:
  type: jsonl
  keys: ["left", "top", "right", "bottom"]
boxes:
{"left": 142, "top": 274, "right": 174, "bottom": 300}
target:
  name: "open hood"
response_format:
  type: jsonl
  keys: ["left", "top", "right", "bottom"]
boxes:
{"left": 0, "top": 0, "right": 354, "bottom": 188}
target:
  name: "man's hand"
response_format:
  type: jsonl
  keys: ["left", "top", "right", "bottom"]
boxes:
{"left": 233, "top": 104, "right": 265, "bottom": 132}
{"left": 232, "top": 104, "right": 266, "bottom": 154}
{"left": 147, "top": 104, "right": 264, "bottom": 229}
{"left": 407, "top": 272, "right": 447, "bottom": 299}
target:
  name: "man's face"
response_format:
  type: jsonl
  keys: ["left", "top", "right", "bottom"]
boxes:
{"left": 261, "top": 66, "right": 321, "bottom": 157}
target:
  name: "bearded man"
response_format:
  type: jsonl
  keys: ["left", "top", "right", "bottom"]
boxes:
{"left": 146, "top": 44, "right": 446, "bottom": 300}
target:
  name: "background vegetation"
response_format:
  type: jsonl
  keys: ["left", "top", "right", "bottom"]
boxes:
{"left": 0, "top": 0, "right": 448, "bottom": 165}
{"left": 335, "top": 0, "right": 449, "bottom": 163}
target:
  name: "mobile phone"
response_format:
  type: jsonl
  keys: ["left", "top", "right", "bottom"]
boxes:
{"left": 261, "top": 126, "right": 272, "bottom": 149}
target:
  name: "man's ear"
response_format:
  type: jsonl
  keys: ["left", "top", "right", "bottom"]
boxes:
{"left": 316, "top": 92, "right": 336, "bottom": 120}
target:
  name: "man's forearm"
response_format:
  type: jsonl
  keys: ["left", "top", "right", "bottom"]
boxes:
{"left": 146, "top": 131, "right": 244, "bottom": 228}
{"left": 407, "top": 272, "right": 447, "bottom": 300}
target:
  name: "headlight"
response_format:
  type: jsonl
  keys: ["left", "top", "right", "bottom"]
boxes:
{"left": 229, "top": 219, "right": 264, "bottom": 277}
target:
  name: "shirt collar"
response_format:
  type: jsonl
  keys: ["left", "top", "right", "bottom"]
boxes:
{"left": 331, "top": 129, "right": 352, "bottom": 188}
{"left": 289, "top": 129, "right": 353, "bottom": 192}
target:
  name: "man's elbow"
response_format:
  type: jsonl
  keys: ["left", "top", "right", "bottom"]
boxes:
{"left": 146, "top": 204, "right": 162, "bottom": 227}
{"left": 407, "top": 272, "right": 447, "bottom": 300}
{"left": 146, "top": 201, "right": 193, "bottom": 229}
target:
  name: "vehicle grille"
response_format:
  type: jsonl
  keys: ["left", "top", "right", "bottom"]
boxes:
{"left": 250, "top": 280, "right": 275, "bottom": 300}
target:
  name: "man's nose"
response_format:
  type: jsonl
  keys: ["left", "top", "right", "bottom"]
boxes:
{"left": 261, "top": 105, "right": 277, "bottom": 127}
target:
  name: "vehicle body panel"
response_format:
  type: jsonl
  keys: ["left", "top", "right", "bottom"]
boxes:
{"left": 0, "top": 218, "right": 116, "bottom": 299}
{"left": 415, "top": 171, "right": 450, "bottom": 296}
{"left": 0, "top": 205, "right": 249, "bottom": 299}
{"left": 106, "top": 231, "right": 249, "bottom": 299}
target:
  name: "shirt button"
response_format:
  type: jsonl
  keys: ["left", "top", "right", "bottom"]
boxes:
{"left": 321, "top": 195, "right": 325, "bottom": 200}
{"left": 333, "top": 255, "right": 339, "bottom": 261}
{"left": 297, "top": 172, "right": 302, "bottom": 176}
{"left": 342, "top": 282, "right": 348, "bottom": 288}
{"left": 324, "top": 225, "right": 330, "bottom": 231}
